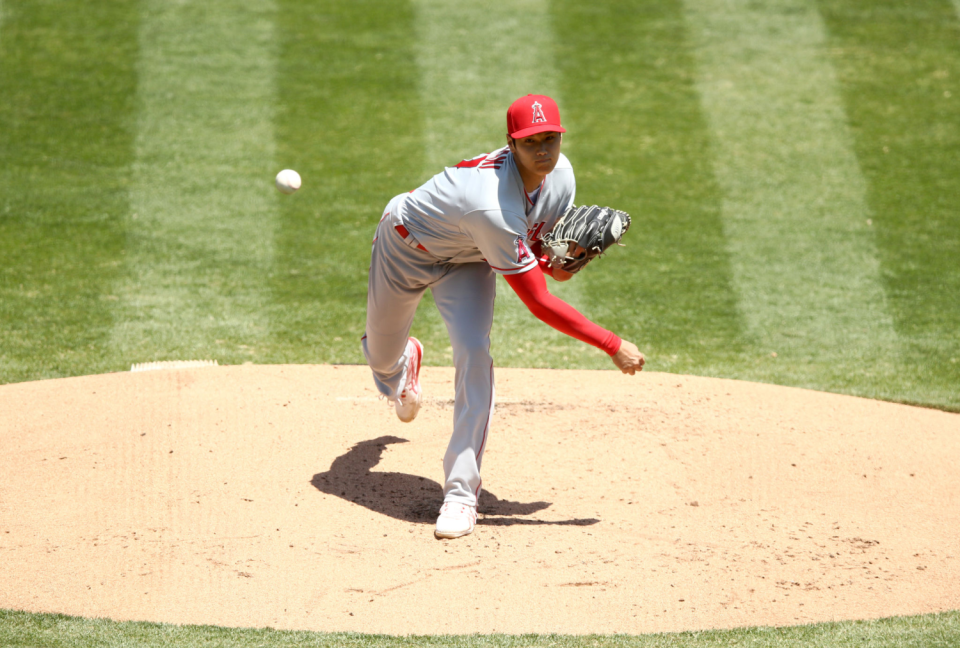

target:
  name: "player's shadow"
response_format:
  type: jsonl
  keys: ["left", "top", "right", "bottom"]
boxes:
{"left": 310, "top": 435, "right": 599, "bottom": 527}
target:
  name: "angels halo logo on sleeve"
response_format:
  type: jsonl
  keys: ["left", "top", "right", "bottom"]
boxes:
{"left": 515, "top": 235, "right": 534, "bottom": 264}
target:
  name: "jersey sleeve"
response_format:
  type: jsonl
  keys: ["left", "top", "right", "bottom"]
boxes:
{"left": 460, "top": 209, "right": 539, "bottom": 275}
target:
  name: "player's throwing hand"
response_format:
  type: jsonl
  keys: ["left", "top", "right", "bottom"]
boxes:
{"left": 612, "top": 340, "right": 645, "bottom": 375}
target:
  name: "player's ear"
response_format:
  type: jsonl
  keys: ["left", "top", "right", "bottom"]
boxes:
{"left": 507, "top": 135, "right": 516, "bottom": 152}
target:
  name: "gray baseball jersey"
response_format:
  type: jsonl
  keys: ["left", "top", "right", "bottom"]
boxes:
{"left": 398, "top": 146, "right": 575, "bottom": 273}
{"left": 363, "top": 146, "right": 575, "bottom": 508}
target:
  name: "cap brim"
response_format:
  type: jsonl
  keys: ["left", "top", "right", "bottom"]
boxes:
{"left": 509, "top": 124, "right": 566, "bottom": 139}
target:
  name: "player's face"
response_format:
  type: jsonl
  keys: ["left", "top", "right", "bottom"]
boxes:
{"left": 509, "top": 131, "right": 562, "bottom": 179}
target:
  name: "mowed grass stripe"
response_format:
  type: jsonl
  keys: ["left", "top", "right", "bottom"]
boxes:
{"left": 268, "top": 0, "right": 424, "bottom": 365}
{"left": 551, "top": 0, "right": 746, "bottom": 376}
{"left": 110, "top": 0, "right": 278, "bottom": 366}
{"left": 413, "top": 0, "right": 597, "bottom": 369}
{"left": 0, "top": 0, "right": 138, "bottom": 384}
{"left": 414, "top": 0, "right": 557, "bottom": 171}
{"left": 683, "top": 0, "right": 900, "bottom": 393}
{"left": 818, "top": 0, "right": 960, "bottom": 409}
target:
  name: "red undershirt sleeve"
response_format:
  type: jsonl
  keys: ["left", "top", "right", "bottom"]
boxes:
{"left": 537, "top": 255, "right": 555, "bottom": 277}
{"left": 529, "top": 240, "right": 556, "bottom": 277}
{"left": 504, "top": 268, "right": 622, "bottom": 355}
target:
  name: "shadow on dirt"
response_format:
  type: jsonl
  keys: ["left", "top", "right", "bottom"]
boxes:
{"left": 310, "top": 435, "right": 599, "bottom": 527}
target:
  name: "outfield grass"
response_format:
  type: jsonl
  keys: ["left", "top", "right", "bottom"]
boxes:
{"left": 818, "top": 0, "right": 960, "bottom": 408}
{"left": 684, "top": 0, "right": 901, "bottom": 394}
{"left": 113, "top": 0, "right": 279, "bottom": 366}
{"left": 1, "top": 0, "right": 958, "bottom": 409}
{"left": 0, "top": 0, "right": 137, "bottom": 381}
{"left": 552, "top": 0, "right": 746, "bottom": 373}
{"left": 1, "top": 0, "right": 959, "bottom": 644}
{"left": 270, "top": 0, "right": 424, "bottom": 365}
{"left": 2, "top": 609, "right": 960, "bottom": 648}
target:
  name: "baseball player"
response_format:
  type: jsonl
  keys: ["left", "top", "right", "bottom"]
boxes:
{"left": 362, "top": 94, "right": 644, "bottom": 539}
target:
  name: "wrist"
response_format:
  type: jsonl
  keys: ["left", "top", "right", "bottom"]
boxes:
{"left": 605, "top": 334, "right": 623, "bottom": 356}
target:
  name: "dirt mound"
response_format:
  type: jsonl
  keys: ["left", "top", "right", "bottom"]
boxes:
{"left": 1, "top": 365, "right": 958, "bottom": 634}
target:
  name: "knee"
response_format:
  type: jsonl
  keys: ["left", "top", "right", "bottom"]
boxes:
{"left": 451, "top": 337, "right": 492, "bottom": 366}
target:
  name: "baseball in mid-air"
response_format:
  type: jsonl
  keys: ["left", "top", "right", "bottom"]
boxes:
{"left": 275, "top": 169, "right": 301, "bottom": 194}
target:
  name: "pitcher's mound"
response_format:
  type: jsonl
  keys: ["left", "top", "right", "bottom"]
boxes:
{"left": 1, "top": 365, "right": 958, "bottom": 635}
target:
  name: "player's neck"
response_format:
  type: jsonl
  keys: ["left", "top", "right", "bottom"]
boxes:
{"left": 516, "top": 165, "right": 546, "bottom": 193}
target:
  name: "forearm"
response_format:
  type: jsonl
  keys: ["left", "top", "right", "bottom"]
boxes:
{"left": 503, "top": 268, "right": 621, "bottom": 355}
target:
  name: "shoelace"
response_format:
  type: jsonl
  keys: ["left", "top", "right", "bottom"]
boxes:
{"left": 441, "top": 503, "right": 474, "bottom": 518}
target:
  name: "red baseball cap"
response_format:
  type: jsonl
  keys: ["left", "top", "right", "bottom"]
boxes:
{"left": 507, "top": 94, "right": 566, "bottom": 139}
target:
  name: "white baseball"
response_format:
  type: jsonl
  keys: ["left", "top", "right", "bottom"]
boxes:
{"left": 275, "top": 169, "right": 301, "bottom": 194}
{"left": 611, "top": 214, "right": 623, "bottom": 239}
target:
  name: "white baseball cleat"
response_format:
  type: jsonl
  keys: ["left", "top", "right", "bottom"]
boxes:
{"left": 434, "top": 502, "right": 477, "bottom": 539}
{"left": 394, "top": 337, "right": 423, "bottom": 423}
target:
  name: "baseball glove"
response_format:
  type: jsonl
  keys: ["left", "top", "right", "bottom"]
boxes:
{"left": 541, "top": 205, "right": 631, "bottom": 274}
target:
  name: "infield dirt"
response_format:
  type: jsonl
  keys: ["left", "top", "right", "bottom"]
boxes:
{"left": 1, "top": 365, "right": 958, "bottom": 634}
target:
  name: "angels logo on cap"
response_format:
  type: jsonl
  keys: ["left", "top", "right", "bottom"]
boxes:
{"left": 507, "top": 94, "right": 566, "bottom": 139}
{"left": 531, "top": 101, "right": 547, "bottom": 124}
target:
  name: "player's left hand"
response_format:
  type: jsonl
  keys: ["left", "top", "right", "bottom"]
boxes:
{"left": 551, "top": 245, "right": 584, "bottom": 282}
{"left": 542, "top": 205, "right": 631, "bottom": 274}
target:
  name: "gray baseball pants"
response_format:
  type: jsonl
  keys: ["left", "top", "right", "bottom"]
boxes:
{"left": 362, "top": 195, "right": 496, "bottom": 507}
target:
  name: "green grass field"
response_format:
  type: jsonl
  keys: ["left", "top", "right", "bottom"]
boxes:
{"left": 1, "top": 0, "right": 959, "bottom": 645}
{"left": 2, "top": 609, "right": 960, "bottom": 648}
